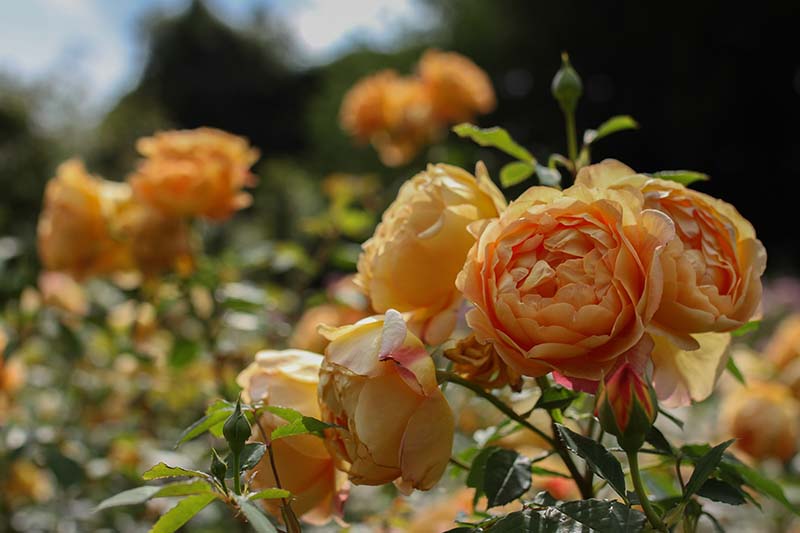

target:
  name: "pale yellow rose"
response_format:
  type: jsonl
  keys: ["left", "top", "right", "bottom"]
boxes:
{"left": 356, "top": 163, "right": 506, "bottom": 345}
{"left": 237, "top": 349, "right": 346, "bottom": 524}
{"left": 765, "top": 313, "right": 800, "bottom": 398}
{"left": 418, "top": 49, "right": 496, "bottom": 123}
{"left": 340, "top": 70, "right": 436, "bottom": 166}
{"left": 317, "top": 310, "right": 454, "bottom": 492}
{"left": 721, "top": 381, "right": 800, "bottom": 462}
{"left": 37, "top": 159, "right": 133, "bottom": 278}
{"left": 457, "top": 180, "right": 674, "bottom": 380}
{"left": 129, "top": 128, "right": 259, "bottom": 221}
{"left": 288, "top": 304, "right": 369, "bottom": 354}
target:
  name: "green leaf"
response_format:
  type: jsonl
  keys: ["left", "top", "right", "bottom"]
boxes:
{"left": 249, "top": 488, "right": 291, "bottom": 501}
{"left": 235, "top": 496, "right": 279, "bottom": 533}
{"left": 535, "top": 164, "right": 561, "bottom": 187}
{"left": 175, "top": 408, "right": 233, "bottom": 447}
{"left": 95, "top": 486, "right": 160, "bottom": 511}
{"left": 683, "top": 440, "right": 734, "bottom": 501}
{"left": 483, "top": 448, "right": 532, "bottom": 508}
{"left": 500, "top": 161, "right": 535, "bottom": 188}
{"left": 452, "top": 124, "right": 534, "bottom": 162}
{"left": 555, "top": 424, "right": 627, "bottom": 499}
{"left": 731, "top": 320, "right": 760, "bottom": 337}
{"left": 534, "top": 386, "right": 578, "bottom": 411}
{"left": 142, "top": 462, "right": 208, "bottom": 481}
{"left": 466, "top": 446, "right": 496, "bottom": 506}
{"left": 265, "top": 406, "right": 336, "bottom": 440}
{"left": 725, "top": 356, "right": 746, "bottom": 385}
{"left": 169, "top": 338, "right": 200, "bottom": 368}
{"left": 719, "top": 454, "right": 799, "bottom": 515}
{"left": 583, "top": 115, "right": 639, "bottom": 145}
{"left": 658, "top": 407, "right": 684, "bottom": 429}
{"left": 651, "top": 170, "right": 710, "bottom": 186}
{"left": 696, "top": 478, "right": 746, "bottom": 505}
{"left": 150, "top": 493, "right": 217, "bottom": 533}
{"left": 225, "top": 443, "right": 267, "bottom": 478}
{"left": 483, "top": 500, "right": 646, "bottom": 532}
{"left": 645, "top": 426, "right": 673, "bottom": 456}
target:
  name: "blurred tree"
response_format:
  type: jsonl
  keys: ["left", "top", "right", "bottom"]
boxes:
{"left": 92, "top": 0, "right": 315, "bottom": 178}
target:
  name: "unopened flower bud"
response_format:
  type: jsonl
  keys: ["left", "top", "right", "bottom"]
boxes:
{"left": 223, "top": 399, "right": 251, "bottom": 455}
{"left": 551, "top": 52, "right": 583, "bottom": 114}
{"left": 595, "top": 362, "right": 657, "bottom": 452}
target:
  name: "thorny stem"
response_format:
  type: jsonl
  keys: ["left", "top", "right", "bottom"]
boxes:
{"left": 436, "top": 371, "right": 554, "bottom": 447}
{"left": 627, "top": 450, "right": 667, "bottom": 532}
{"left": 535, "top": 376, "right": 593, "bottom": 499}
{"left": 254, "top": 416, "right": 301, "bottom": 533}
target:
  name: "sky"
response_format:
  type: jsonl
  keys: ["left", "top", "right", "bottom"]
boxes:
{"left": 0, "top": 0, "right": 431, "bottom": 112}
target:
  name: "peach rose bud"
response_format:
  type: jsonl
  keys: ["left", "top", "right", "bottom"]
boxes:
{"left": 317, "top": 310, "right": 454, "bottom": 492}
{"left": 595, "top": 361, "right": 658, "bottom": 452}
{"left": 237, "top": 349, "right": 347, "bottom": 525}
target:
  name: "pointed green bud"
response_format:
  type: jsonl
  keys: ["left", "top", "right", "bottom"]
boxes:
{"left": 210, "top": 448, "right": 227, "bottom": 486}
{"left": 551, "top": 52, "right": 583, "bottom": 114}
{"left": 223, "top": 398, "right": 251, "bottom": 455}
{"left": 595, "top": 362, "right": 658, "bottom": 452}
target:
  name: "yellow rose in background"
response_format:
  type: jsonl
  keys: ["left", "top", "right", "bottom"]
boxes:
{"left": 116, "top": 201, "right": 195, "bottom": 277}
{"left": 37, "top": 159, "right": 133, "bottom": 278}
{"left": 237, "top": 349, "right": 346, "bottom": 525}
{"left": 129, "top": 127, "right": 259, "bottom": 221}
{"left": 356, "top": 163, "right": 506, "bottom": 345}
{"left": 288, "top": 304, "right": 370, "bottom": 354}
{"left": 339, "top": 70, "right": 436, "bottom": 167}
{"left": 457, "top": 180, "right": 674, "bottom": 380}
{"left": 721, "top": 381, "right": 800, "bottom": 462}
{"left": 418, "top": 49, "right": 496, "bottom": 123}
{"left": 765, "top": 313, "right": 800, "bottom": 398}
{"left": 317, "top": 310, "right": 454, "bottom": 492}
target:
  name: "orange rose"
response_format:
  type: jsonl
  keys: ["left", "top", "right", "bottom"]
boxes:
{"left": 37, "top": 159, "right": 133, "bottom": 278}
{"left": 418, "top": 49, "right": 496, "bottom": 123}
{"left": 457, "top": 180, "right": 674, "bottom": 380}
{"left": 356, "top": 163, "right": 506, "bottom": 344}
{"left": 317, "top": 310, "right": 454, "bottom": 491}
{"left": 237, "top": 349, "right": 346, "bottom": 524}
{"left": 575, "top": 160, "right": 766, "bottom": 405}
{"left": 444, "top": 334, "right": 522, "bottom": 391}
{"left": 576, "top": 160, "right": 765, "bottom": 342}
{"left": 38, "top": 271, "right": 88, "bottom": 316}
{"left": 288, "top": 304, "right": 369, "bottom": 354}
{"left": 340, "top": 70, "right": 436, "bottom": 166}
{"left": 721, "top": 381, "right": 800, "bottom": 462}
{"left": 129, "top": 128, "right": 259, "bottom": 221}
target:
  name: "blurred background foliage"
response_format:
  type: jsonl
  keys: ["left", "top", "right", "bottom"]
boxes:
{"left": 2, "top": 1, "right": 800, "bottom": 531}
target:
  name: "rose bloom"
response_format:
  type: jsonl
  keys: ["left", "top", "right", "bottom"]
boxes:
{"left": 444, "top": 334, "right": 522, "bottom": 391}
{"left": 764, "top": 313, "right": 800, "bottom": 398}
{"left": 129, "top": 127, "right": 259, "bottom": 221}
{"left": 418, "top": 49, "right": 496, "bottom": 123}
{"left": 317, "top": 310, "right": 454, "bottom": 492}
{"left": 288, "top": 304, "right": 369, "bottom": 354}
{"left": 37, "top": 159, "right": 133, "bottom": 278}
{"left": 38, "top": 271, "right": 88, "bottom": 316}
{"left": 356, "top": 163, "right": 506, "bottom": 345}
{"left": 116, "top": 201, "right": 195, "bottom": 277}
{"left": 457, "top": 178, "right": 674, "bottom": 380}
{"left": 575, "top": 160, "right": 766, "bottom": 405}
{"left": 340, "top": 70, "right": 436, "bottom": 166}
{"left": 237, "top": 349, "right": 347, "bottom": 524}
{"left": 721, "top": 381, "right": 800, "bottom": 462}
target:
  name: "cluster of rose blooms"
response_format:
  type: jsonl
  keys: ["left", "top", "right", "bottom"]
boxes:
{"left": 236, "top": 158, "right": 766, "bottom": 523}
{"left": 340, "top": 49, "right": 495, "bottom": 166}
{"left": 37, "top": 127, "right": 259, "bottom": 280}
